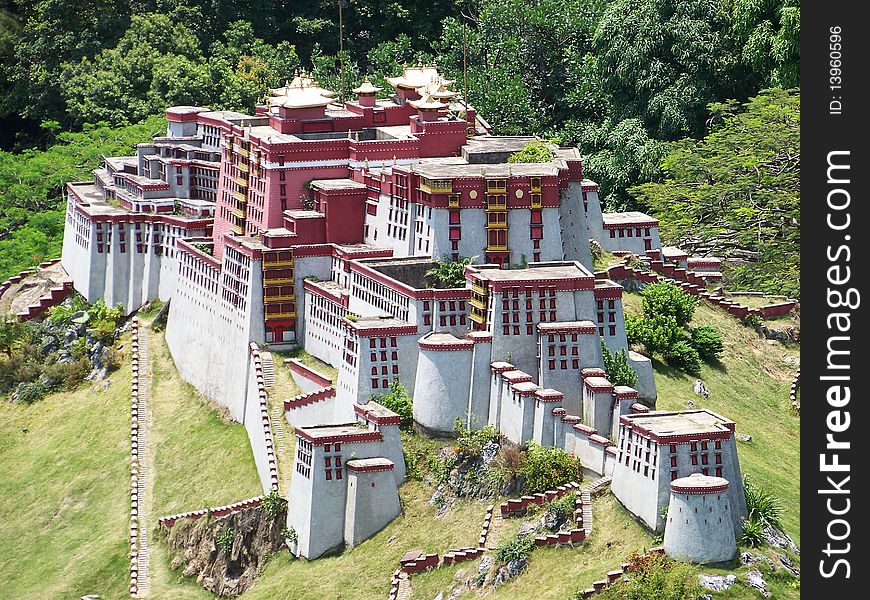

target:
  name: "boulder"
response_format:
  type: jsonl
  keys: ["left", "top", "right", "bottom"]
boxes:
{"left": 746, "top": 570, "right": 771, "bottom": 597}
{"left": 698, "top": 574, "right": 736, "bottom": 592}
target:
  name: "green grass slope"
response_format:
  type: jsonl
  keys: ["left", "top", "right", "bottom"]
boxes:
{"left": 0, "top": 343, "right": 132, "bottom": 599}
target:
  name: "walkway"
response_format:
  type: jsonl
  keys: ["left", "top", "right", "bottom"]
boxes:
{"left": 131, "top": 325, "right": 152, "bottom": 597}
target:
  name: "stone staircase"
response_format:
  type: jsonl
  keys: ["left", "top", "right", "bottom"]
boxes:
{"left": 260, "top": 352, "right": 275, "bottom": 388}
{"left": 270, "top": 403, "right": 292, "bottom": 490}
{"left": 135, "top": 329, "right": 151, "bottom": 597}
{"left": 579, "top": 475, "right": 612, "bottom": 536}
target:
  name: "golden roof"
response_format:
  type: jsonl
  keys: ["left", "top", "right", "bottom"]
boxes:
{"left": 268, "top": 71, "right": 337, "bottom": 109}
{"left": 386, "top": 66, "right": 455, "bottom": 90}
{"left": 352, "top": 79, "right": 383, "bottom": 95}
{"left": 409, "top": 92, "right": 447, "bottom": 111}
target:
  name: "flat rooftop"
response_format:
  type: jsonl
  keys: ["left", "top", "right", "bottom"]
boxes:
{"left": 602, "top": 211, "right": 659, "bottom": 225}
{"left": 420, "top": 332, "right": 469, "bottom": 345}
{"left": 595, "top": 278, "right": 622, "bottom": 289}
{"left": 471, "top": 261, "right": 593, "bottom": 282}
{"left": 413, "top": 161, "right": 563, "bottom": 179}
{"left": 360, "top": 256, "right": 439, "bottom": 290}
{"left": 294, "top": 423, "right": 382, "bottom": 445}
{"left": 661, "top": 246, "right": 688, "bottom": 258}
{"left": 355, "top": 402, "right": 400, "bottom": 420}
{"left": 310, "top": 178, "right": 366, "bottom": 191}
{"left": 625, "top": 410, "right": 734, "bottom": 438}
{"left": 348, "top": 315, "right": 413, "bottom": 330}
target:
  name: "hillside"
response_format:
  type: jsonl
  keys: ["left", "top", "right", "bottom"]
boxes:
{"left": 632, "top": 90, "right": 800, "bottom": 298}
{"left": 0, "top": 292, "right": 800, "bottom": 599}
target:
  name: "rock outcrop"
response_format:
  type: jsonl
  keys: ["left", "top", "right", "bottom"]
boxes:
{"left": 166, "top": 503, "right": 287, "bottom": 597}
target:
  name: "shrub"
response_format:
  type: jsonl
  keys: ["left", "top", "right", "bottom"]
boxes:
{"left": 371, "top": 379, "right": 413, "bottom": 430}
{"left": 280, "top": 526, "right": 298, "bottom": 543}
{"left": 43, "top": 357, "right": 92, "bottom": 389}
{"left": 102, "top": 346, "right": 123, "bottom": 371}
{"left": 545, "top": 491, "right": 576, "bottom": 524}
{"left": 588, "top": 551, "right": 703, "bottom": 600}
{"left": 454, "top": 419, "right": 500, "bottom": 458}
{"left": 262, "top": 490, "right": 286, "bottom": 519}
{"left": 216, "top": 527, "right": 234, "bottom": 553}
{"left": 425, "top": 256, "right": 476, "bottom": 288}
{"left": 16, "top": 381, "right": 49, "bottom": 404}
{"left": 744, "top": 476, "right": 782, "bottom": 527}
{"left": 507, "top": 140, "right": 555, "bottom": 164}
{"left": 518, "top": 442, "right": 583, "bottom": 494}
{"left": 641, "top": 283, "right": 697, "bottom": 327}
{"left": 739, "top": 517, "right": 765, "bottom": 547}
{"left": 665, "top": 340, "right": 702, "bottom": 376}
{"left": 601, "top": 342, "right": 638, "bottom": 387}
{"left": 627, "top": 314, "right": 682, "bottom": 355}
{"left": 690, "top": 325, "right": 724, "bottom": 361}
{"left": 0, "top": 312, "right": 24, "bottom": 357}
{"left": 495, "top": 532, "right": 535, "bottom": 565}
{"left": 0, "top": 354, "right": 41, "bottom": 392}
{"left": 494, "top": 444, "right": 524, "bottom": 481}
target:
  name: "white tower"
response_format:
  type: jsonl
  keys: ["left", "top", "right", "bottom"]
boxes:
{"left": 663, "top": 473, "right": 738, "bottom": 563}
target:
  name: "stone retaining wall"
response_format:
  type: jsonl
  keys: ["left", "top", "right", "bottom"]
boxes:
{"left": 499, "top": 481, "right": 582, "bottom": 518}
{"left": 0, "top": 259, "right": 73, "bottom": 322}
{"left": 286, "top": 358, "right": 333, "bottom": 392}
{"left": 597, "top": 260, "right": 793, "bottom": 321}
{"left": 157, "top": 496, "right": 269, "bottom": 529}
{"left": 247, "top": 343, "right": 280, "bottom": 493}
{"left": 129, "top": 317, "right": 142, "bottom": 596}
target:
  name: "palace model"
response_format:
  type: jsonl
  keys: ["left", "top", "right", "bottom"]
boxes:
{"left": 60, "top": 66, "right": 743, "bottom": 559}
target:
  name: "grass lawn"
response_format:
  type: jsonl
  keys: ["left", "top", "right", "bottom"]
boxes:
{"left": 244, "top": 482, "right": 488, "bottom": 600}
{"left": 480, "top": 494, "right": 654, "bottom": 600}
{"left": 0, "top": 338, "right": 132, "bottom": 600}
{"left": 147, "top": 323, "right": 262, "bottom": 517}
{"left": 145, "top": 321, "right": 264, "bottom": 596}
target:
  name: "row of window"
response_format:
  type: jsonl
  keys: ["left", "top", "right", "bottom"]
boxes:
{"left": 608, "top": 227, "right": 652, "bottom": 238}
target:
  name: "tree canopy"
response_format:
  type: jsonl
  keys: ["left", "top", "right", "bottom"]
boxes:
{"left": 632, "top": 89, "right": 800, "bottom": 296}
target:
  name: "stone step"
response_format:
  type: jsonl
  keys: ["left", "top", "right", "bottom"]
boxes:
{"left": 260, "top": 352, "right": 275, "bottom": 388}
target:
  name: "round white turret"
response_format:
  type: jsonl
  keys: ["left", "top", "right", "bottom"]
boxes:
{"left": 663, "top": 473, "right": 737, "bottom": 563}
{"left": 412, "top": 333, "right": 473, "bottom": 434}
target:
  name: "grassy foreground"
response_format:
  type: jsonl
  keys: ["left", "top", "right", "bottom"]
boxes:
{"left": 0, "top": 292, "right": 800, "bottom": 599}
{"left": 0, "top": 338, "right": 132, "bottom": 599}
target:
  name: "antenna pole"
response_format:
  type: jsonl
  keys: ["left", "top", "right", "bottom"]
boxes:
{"left": 463, "top": 12, "right": 469, "bottom": 109}
{"left": 339, "top": 0, "right": 345, "bottom": 103}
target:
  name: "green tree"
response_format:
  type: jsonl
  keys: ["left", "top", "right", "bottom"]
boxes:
{"left": 507, "top": 140, "right": 555, "bottom": 163}
{"left": 0, "top": 312, "right": 23, "bottom": 357}
{"left": 560, "top": 117, "right": 666, "bottom": 211}
{"left": 371, "top": 379, "right": 413, "bottom": 430}
{"left": 593, "top": 0, "right": 748, "bottom": 140}
{"left": 626, "top": 314, "right": 681, "bottom": 356}
{"left": 665, "top": 340, "right": 701, "bottom": 376}
{"left": 734, "top": 0, "right": 800, "bottom": 88}
{"left": 600, "top": 342, "right": 638, "bottom": 387}
{"left": 61, "top": 13, "right": 212, "bottom": 126}
{"left": 425, "top": 256, "right": 475, "bottom": 288}
{"left": 0, "top": 116, "right": 165, "bottom": 279}
{"left": 689, "top": 325, "right": 724, "bottom": 361}
{"left": 641, "top": 283, "right": 697, "bottom": 328}
{"left": 632, "top": 90, "right": 800, "bottom": 296}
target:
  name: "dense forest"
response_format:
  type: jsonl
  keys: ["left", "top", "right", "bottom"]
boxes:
{"left": 0, "top": 0, "right": 799, "bottom": 291}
